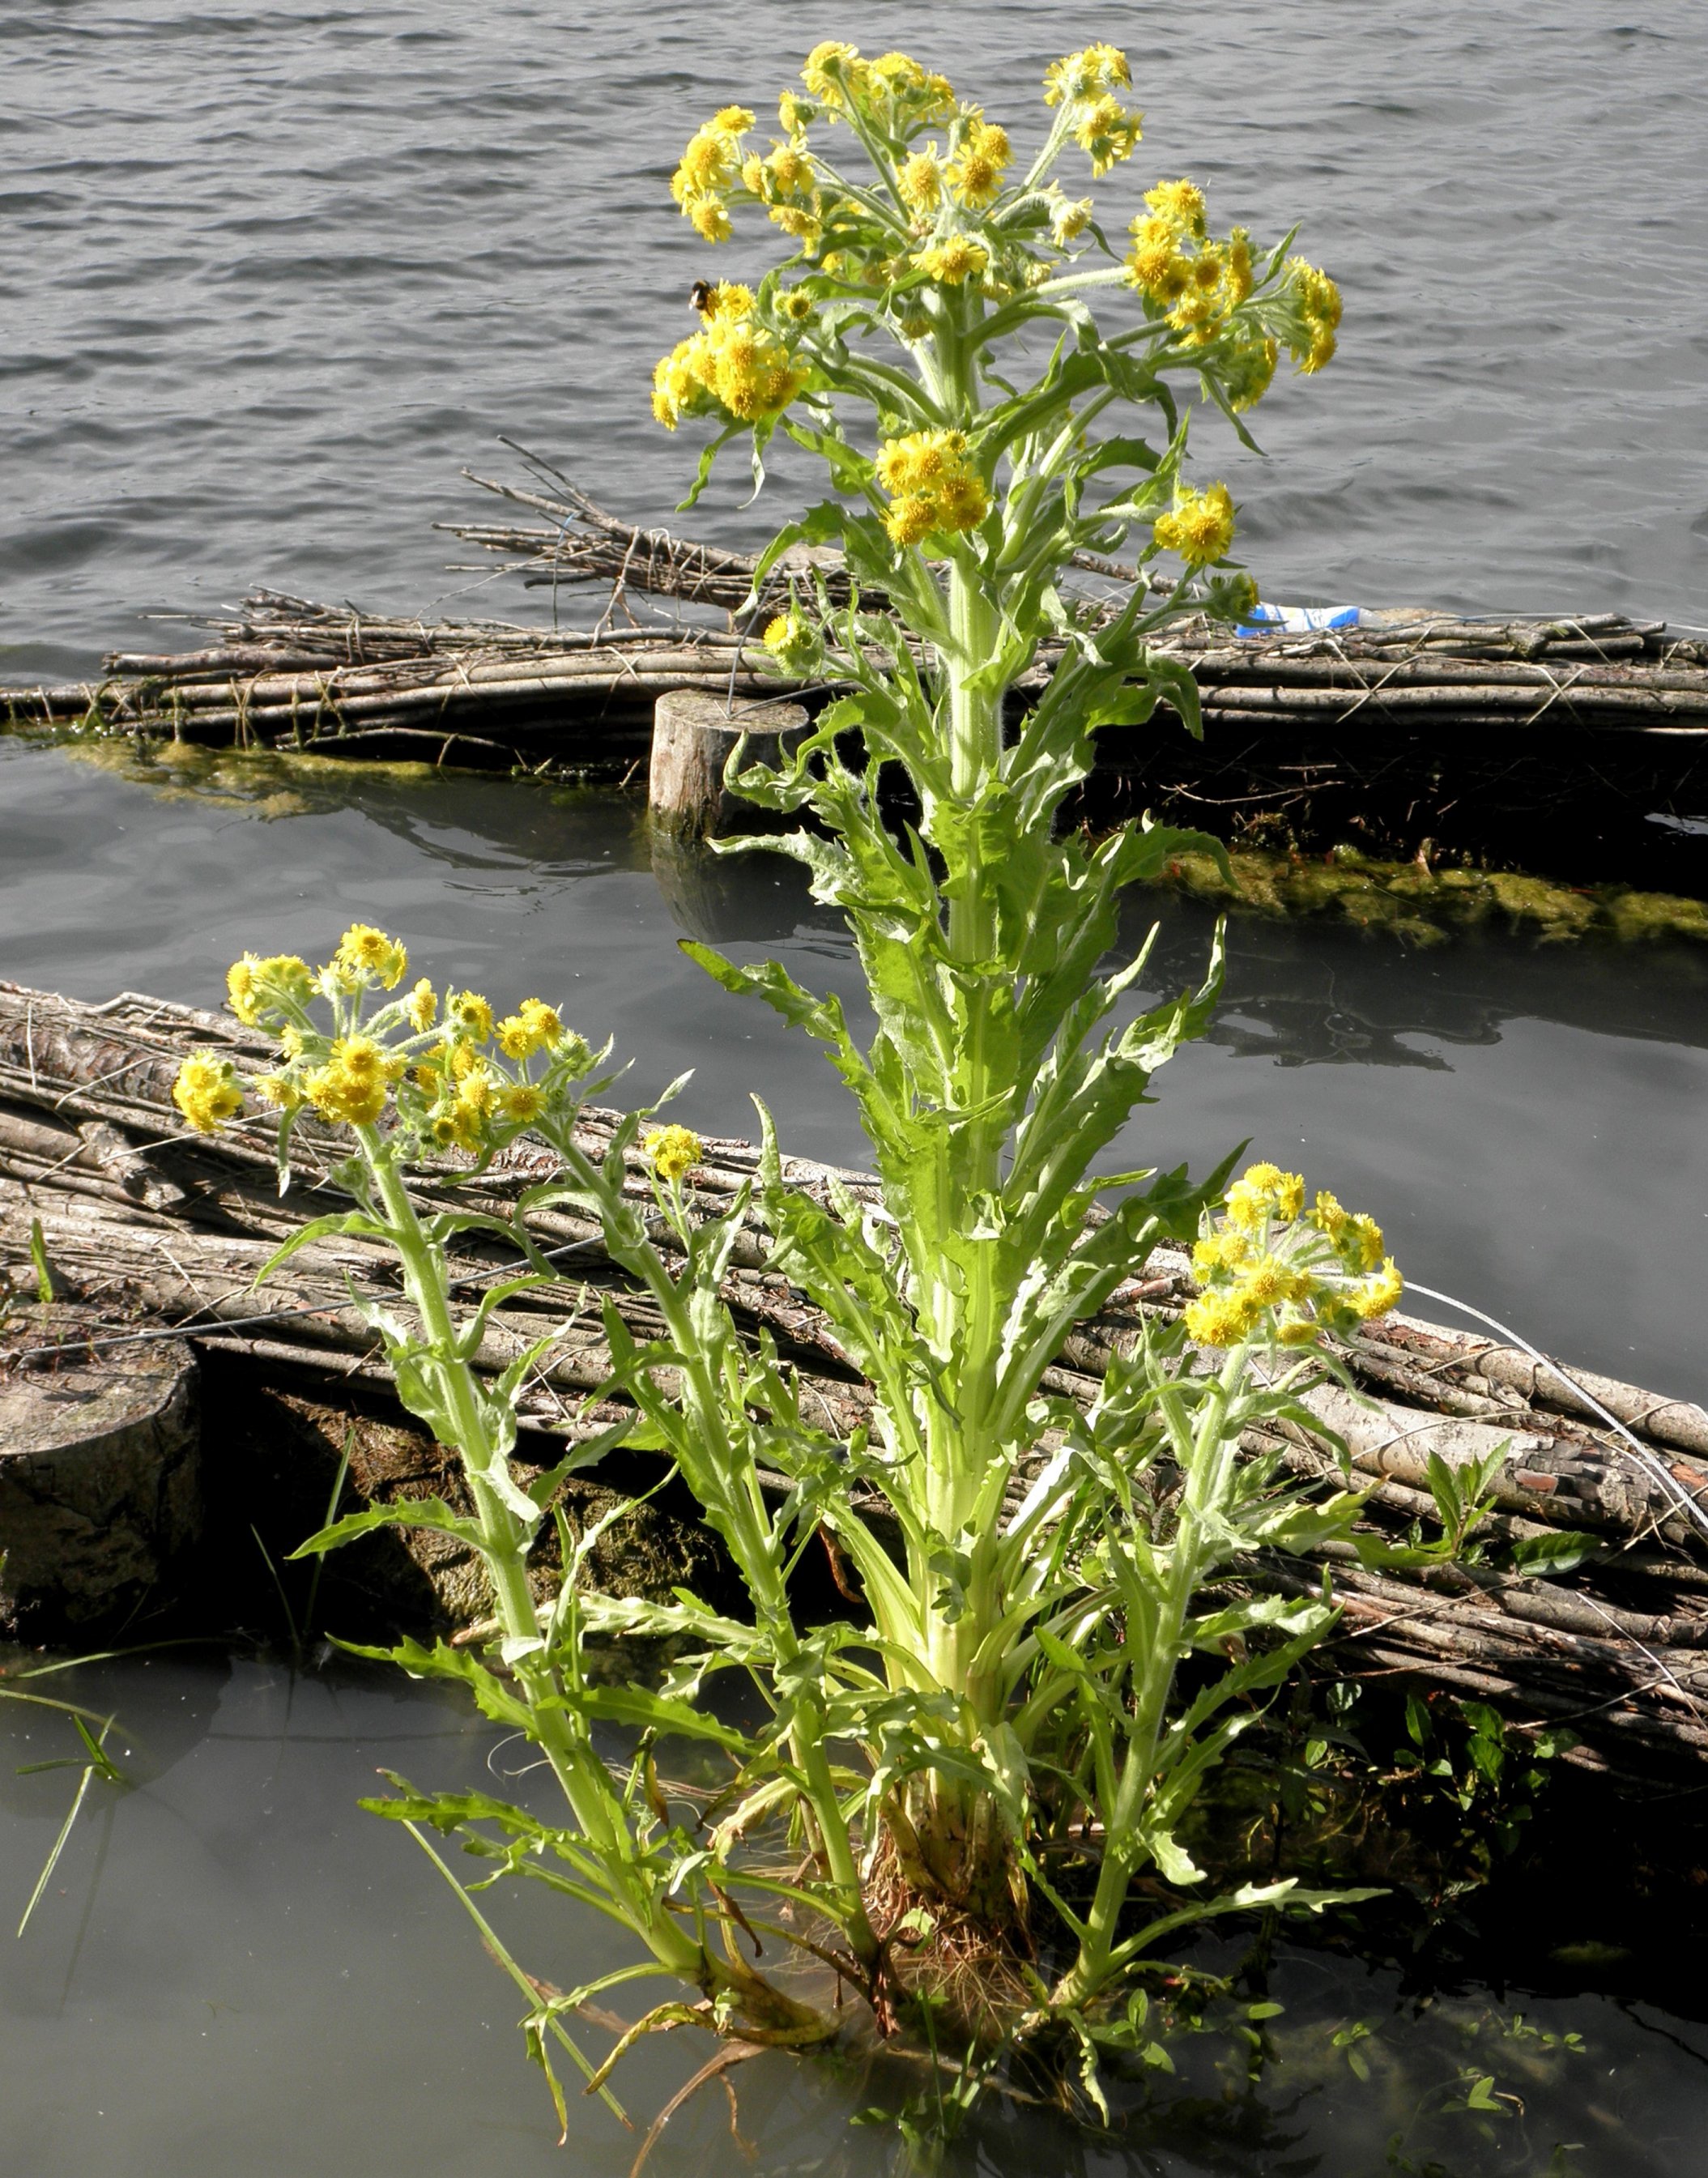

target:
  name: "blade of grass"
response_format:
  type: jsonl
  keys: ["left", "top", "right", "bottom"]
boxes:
{"left": 15, "top": 1717, "right": 119, "bottom": 1938}
{"left": 250, "top": 1524, "right": 302, "bottom": 1663}
{"left": 303, "top": 1425, "right": 356, "bottom": 1642}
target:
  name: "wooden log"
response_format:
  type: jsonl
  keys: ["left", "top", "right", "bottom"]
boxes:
{"left": 648, "top": 688, "right": 807, "bottom": 838}
{"left": 0, "top": 1302, "right": 201, "bottom": 1635}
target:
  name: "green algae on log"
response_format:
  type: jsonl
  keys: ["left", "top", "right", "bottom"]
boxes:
{"left": 1151, "top": 842, "right": 1708, "bottom": 947}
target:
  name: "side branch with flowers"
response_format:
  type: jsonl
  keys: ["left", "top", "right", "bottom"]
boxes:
{"left": 173, "top": 39, "right": 1393, "bottom": 2133}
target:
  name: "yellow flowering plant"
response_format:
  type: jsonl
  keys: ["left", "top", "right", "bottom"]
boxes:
{"left": 173, "top": 41, "right": 1393, "bottom": 2138}
{"left": 644, "top": 28, "right": 1367, "bottom": 1971}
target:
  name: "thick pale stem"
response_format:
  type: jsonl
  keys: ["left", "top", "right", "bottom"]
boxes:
{"left": 365, "top": 1147, "right": 709, "bottom": 1986}
{"left": 1051, "top": 1351, "right": 1249, "bottom": 2011}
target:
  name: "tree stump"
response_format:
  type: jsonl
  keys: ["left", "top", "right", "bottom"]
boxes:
{"left": 647, "top": 689, "right": 807, "bottom": 838}
{"left": 0, "top": 1307, "right": 201, "bottom": 1635}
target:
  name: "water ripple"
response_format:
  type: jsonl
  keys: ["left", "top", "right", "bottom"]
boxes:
{"left": 2, "top": 0, "right": 1704, "bottom": 673}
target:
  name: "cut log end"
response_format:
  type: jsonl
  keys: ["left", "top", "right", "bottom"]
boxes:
{"left": 0, "top": 1306, "right": 201, "bottom": 1636}
{"left": 647, "top": 688, "right": 807, "bottom": 838}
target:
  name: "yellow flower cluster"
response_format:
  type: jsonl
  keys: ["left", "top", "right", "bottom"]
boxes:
{"left": 1041, "top": 45, "right": 1144, "bottom": 178}
{"left": 652, "top": 282, "right": 807, "bottom": 432}
{"left": 304, "top": 1035, "right": 400, "bottom": 1128}
{"left": 494, "top": 998, "right": 565, "bottom": 1061}
{"left": 800, "top": 42, "right": 954, "bottom": 127}
{"left": 1184, "top": 1162, "right": 1404, "bottom": 1349}
{"left": 1124, "top": 180, "right": 1259, "bottom": 356}
{"left": 1286, "top": 256, "right": 1343, "bottom": 373}
{"left": 739, "top": 138, "right": 824, "bottom": 250}
{"left": 671, "top": 104, "right": 754, "bottom": 242}
{"left": 173, "top": 1050, "right": 245, "bottom": 1135}
{"left": 227, "top": 952, "right": 313, "bottom": 1028}
{"left": 875, "top": 429, "right": 990, "bottom": 547}
{"left": 1152, "top": 480, "right": 1237, "bottom": 565}
{"left": 646, "top": 1123, "right": 703, "bottom": 1184}
{"left": 331, "top": 923, "right": 409, "bottom": 991}
{"left": 911, "top": 235, "right": 988, "bottom": 288}
{"left": 948, "top": 115, "right": 1011, "bottom": 210}
{"left": 1042, "top": 42, "right": 1131, "bottom": 108}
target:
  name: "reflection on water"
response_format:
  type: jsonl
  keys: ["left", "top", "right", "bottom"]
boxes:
{"left": 1, "top": 1652, "right": 1702, "bottom": 2178}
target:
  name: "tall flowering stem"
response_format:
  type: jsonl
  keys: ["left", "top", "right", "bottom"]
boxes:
{"left": 654, "top": 37, "right": 1354, "bottom": 1941}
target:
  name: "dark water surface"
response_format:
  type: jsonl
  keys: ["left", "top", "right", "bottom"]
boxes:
{"left": 4, "top": 2, "right": 1706, "bottom": 681}
{"left": 5, "top": 1653, "right": 1702, "bottom": 2178}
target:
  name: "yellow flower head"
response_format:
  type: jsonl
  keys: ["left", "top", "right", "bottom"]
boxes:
{"left": 1153, "top": 480, "right": 1237, "bottom": 566}
{"left": 1224, "top": 1161, "right": 1305, "bottom": 1231}
{"left": 697, "top": 281, "right": 753, "bottom": 324}
{"left": 1352, "top": 1258, "right": 1404, "bottom": 1321}
{"left": 1234, "top": 1254, "right": 1311, "bottom": 1309}
{"left": 1286, "top": 256, "right": 1342, "bottom": 373}
{"left": 652, "top": 333, "right": 718, "bottom": 430}
{"left": 647, "top": 1123, "right": 703, "bottom": 1184}
{"left": 173, "top": 1051, "right": 245, "bottom": 1135}
{"left": 226, "top": 952, "right": 313, "bottom": 1027}
{"left": 1050, "top": 194, "right": 1094, "bottom": 246}
{"left": 688, "top": 198, "right": 733, "bottom": 242}
{"left": 866, "top": 51, "right": 956, "bottom": 122}
{"left": 1223, "top": 333, "right": 1279, "bottom": 412}
{"left": 448, "top": 991, "right": 493, "bottom": 1042}
{"left": 1191, "top": 1227, "right": 1252, "bottom": 1278}
{"left": 948, "top": 116, "right": 1011, "bottom": 209}
{"left": 763, "top": 607, "right": 819, "bottom": 669}
{"left": 1183, "top": 1289, "right": 1262, "bottom": 1350}
{"left": 1042, "top": 43, "right": 1132, "bottom": 109}
{"left": 801, "top": 40, "right": 866, "bottom": 112}
{"left": 1072, "top": 92, "right": 1143, "bottom": 177}
{"left": 518, "top": 997, "right": 564, "bottom": 1049}
{"left": 252, "top": 1070, "right": 302, "bottom": 1112}
{"left": 899, "top": 147, "right": 944, "bottom": 215}
{"left": 498, "top": 1083, "right": 547, "bottom": 1125}
{"left": 333, "top": 923, "right": 409, "bottom": 991}
{"left": 494, "top": 998, "right": 564, "bottom": 1061}
{"left": 875, "top": 429, "right": 990, "bottom": 546}
{"left": 1143, "top": 177, "right": 1207, "bottom": 241}
{"left": 405, "top": 978, "right": 437, "bottom": 1034}
{"left": 672, "top": 108, "right": 751, "bottom": 197}
{"left": 912, "top": 235, "right": 989, "bottom": 287}
{"left": 304, "top": 1035, "right": 394, "bottom": 1129}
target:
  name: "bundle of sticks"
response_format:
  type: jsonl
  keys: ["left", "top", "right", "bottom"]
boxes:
{"left": 6, "top": 977, "right": 1708, "bottom": 1785}
{"left": 6, "top": 458, "right": 1706, "bottom": 762}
